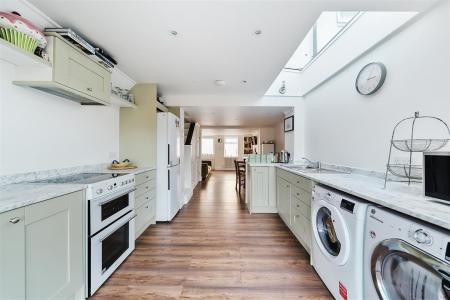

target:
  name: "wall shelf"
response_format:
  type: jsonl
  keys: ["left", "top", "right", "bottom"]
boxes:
{"left": 156, "top": 101, "right": 168, "bottom": 112}
{"left": 0, "top": 38, "right": 52, "bottom": 67}
{"left": 110, "top": 94, "right": 137, "bottom": 108}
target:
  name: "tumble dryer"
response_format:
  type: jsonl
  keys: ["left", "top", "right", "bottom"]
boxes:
{"left": 364, "top": 206, "right": 450, "bottom": 300}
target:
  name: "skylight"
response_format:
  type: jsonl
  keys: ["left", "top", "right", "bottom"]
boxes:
{"left": 284, "top": 11, "right": 360, "bottom": 71}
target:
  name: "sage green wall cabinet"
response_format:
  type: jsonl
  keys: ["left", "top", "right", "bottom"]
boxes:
{"left": 14, "top": 33, "right": 111, "bottom": 105}
{"left": 247, "top": 166, "right": 277, "bottom": 213}
{"left": 276, "top": 168, "right": 313, "bottom": 254}
{"left": 134, "top": 170, "right": 157, "bottom": 239}
{"left": 0, "top": 191, "right": 85, "bottom": 300}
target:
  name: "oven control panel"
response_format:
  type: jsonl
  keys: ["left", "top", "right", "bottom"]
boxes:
{"left": 86, "top": 173, "right": 135, "bottom": 200}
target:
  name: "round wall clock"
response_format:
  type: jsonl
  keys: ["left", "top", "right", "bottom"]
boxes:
{"left": 355, "top": 62, "right": 387, "bottom": 95}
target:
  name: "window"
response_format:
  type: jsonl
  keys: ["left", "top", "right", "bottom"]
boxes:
{"left": 284, "top": 11, "right": 360, "bottom": 71}
{"left": 201, "top": 137, "right": 214, "bottom": 156}
{"left": 224, "top": 137, "right": 239, "bottom": 158}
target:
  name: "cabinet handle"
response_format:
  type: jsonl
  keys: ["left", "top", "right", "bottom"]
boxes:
{"left": 9, "top": 217, "right": 20, "bottom": 224}
{"left": 296, "top": 193, "right": 300, "bottom": 196}
{"left": 87, "top": 87, "right": 93, "bottom": 92}
{"left": 296, "top": 204, "right": 300, "bottom": 208}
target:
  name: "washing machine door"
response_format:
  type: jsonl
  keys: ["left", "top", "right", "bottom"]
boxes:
{"left": 312, "top": 200, "right": 350, "bottom": 265}
{"left": 371, "top": 238, "right": 450, "bottom": 300}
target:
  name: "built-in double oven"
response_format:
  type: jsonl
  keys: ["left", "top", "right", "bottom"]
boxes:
{"left": 88, "top": 187, "right": 136, "bottom": 296}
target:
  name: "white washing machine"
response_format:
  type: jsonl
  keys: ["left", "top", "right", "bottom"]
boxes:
{"left": 311, "top": 185, "right": 369, "bottom": 300}
{"left": 364, "top": 206, "right": 450, "bottom": 300}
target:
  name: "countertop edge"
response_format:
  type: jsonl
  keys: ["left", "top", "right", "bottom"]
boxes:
{"left": 0, "top": 184, "right": 87, "bottom": 214}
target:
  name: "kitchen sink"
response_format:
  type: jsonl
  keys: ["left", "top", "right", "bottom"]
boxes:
{"left": 285, "top": 165, "right": 350, "bottom": 174}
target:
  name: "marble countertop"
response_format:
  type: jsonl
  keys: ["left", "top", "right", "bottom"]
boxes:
{"left": 0, "top": 183, "right": 87, "bottom": 214}
{"left": 100, "top": 167, "right": 156, "bottom": 175}
{"left": 247, "top": 163, "right": 285, "bottom": 167}
{"left": 277, "top": 165, "right": 450, "bottom": 230}
{"left": 0, "top": 166, "right": 156, "bottom": 214}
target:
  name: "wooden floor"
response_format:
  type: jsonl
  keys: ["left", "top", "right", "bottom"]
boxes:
{"left": 92, "top": 171, "right": 331, "bottom": 299}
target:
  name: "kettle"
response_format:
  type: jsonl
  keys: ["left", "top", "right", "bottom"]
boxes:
{"left": 280, "top": 150, "right": 291, "bottom": 163}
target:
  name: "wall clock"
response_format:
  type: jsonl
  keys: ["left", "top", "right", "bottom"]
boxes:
{"left": 355, "top": 62, "right": 387, "bottom": 95}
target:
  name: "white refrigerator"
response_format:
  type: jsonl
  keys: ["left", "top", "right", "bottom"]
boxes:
{"left": 156, "top": 112, "right": 181, "bottom": 221}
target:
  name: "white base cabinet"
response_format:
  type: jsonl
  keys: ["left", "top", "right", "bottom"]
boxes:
{"left": 0, "top": 191, "right": 85, "bottom": 300}
{"left": 276, "top": 168, "right": 313, "bottom": 254}
{"left": 246, "top": 166, "right": 277, "bottom": 213}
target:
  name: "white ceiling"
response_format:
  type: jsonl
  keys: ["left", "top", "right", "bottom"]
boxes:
{"left": 28, "top": 0, "right": 436, "bottom": 99}
{"left": 184, "top": 106, "right": 289, "bottom": 127}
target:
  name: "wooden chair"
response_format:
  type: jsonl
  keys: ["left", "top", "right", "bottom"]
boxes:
{"left": 234, "top": 160, "right": 240, "bottom": 190}
{"left": 234, "top": 160, "right": 246, "bottom": 198}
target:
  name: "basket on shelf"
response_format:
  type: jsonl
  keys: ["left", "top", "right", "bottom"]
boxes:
{"left": 384, "top": 112, "right": 450, "bottom": 187}
{"left": 392, "top": 139, "right": 449, "bottom": 152}
{"left": 0, "top": 11, "right": 47, "bottom": 53}
{"left": 387, "top": 164, "right": 423, "bottom": 180}
{"left": 0, "top": 27, "right": 38, "bottom": 52}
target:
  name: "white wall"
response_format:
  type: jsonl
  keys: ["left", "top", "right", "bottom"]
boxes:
{"left": 274, "top": 120, "right": 285, "bottom": 152}
{"left": 0, "top": 60, "right": 120, "bottom": 175}
{"left": 301, "top": 1, "right": 450, "bottom": 172}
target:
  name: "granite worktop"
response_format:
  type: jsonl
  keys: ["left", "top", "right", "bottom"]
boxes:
{"left": 0, "top": 183, "right": 87, "bottom": 214}
{"left": 247, "top": 162, "right": 286, "bottom": 167}
{"left": 277, "top": 165, "right": 450, "bottom": 231}
{"left": 101, "top": 166, "right": 156, "bottom": 175}
{"left": 0, "top": 165, "right": 155, "bottom": 214}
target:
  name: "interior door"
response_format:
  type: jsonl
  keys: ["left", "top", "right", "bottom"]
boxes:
{"left": 371, "top": 239, "right": 450, "bottom": 300}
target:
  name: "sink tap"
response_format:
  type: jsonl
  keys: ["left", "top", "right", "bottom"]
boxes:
{"left": 302, "top": 157, "right": 321, "bottom": 169}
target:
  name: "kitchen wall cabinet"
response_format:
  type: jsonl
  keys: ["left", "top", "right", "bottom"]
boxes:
{"left": 246, "top": 166, "right": 277, "bottom": 213}
{"left": 277, "top": 168, "right": 313, "bottom": 253}
{"left": 120, "top": 84, "right": 157, "bottom": 168}
{"left": 0, "top": 191, "right": 85, "bottom": 300}
{"left": 14, "top": 33, "right": 111, "bottom": 105}
{"left": 135, "top": 170, "right": 157, "bottom": 238}
{"left": 53, "top": 36, "right": 111, "bottom": 102}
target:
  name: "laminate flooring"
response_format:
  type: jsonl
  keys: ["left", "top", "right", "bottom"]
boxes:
{"left": 92, "top": 171, "right": 331, "bottom": 299}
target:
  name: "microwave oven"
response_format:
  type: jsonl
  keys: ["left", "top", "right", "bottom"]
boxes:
{"left": 423, "top": 152, "right": 450, "bottom": 201}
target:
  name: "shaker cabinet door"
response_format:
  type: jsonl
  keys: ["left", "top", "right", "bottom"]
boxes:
{"left": 24, "top": 191, "right": 84, "bottom": 300}
{"left": 53, "top": 37, "right": 111, "bottom": 103}
{"left": 251, "top": 167, "right": 269, "bottom": 207}
{"left": 276, "top": 176, "right": 291, "bottom": 225}
{"left": 0, "top": 207, "right": 25, "bottom": 300}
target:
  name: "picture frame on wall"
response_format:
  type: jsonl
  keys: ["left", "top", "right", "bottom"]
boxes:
{"left": 284, "top": 116, "right": 294, "bottom": 132}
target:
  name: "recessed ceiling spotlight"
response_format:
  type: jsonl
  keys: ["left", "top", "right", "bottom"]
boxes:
{"left": 170, "top": 30, "right": 178, "bottom": 36}
{"left": 214, "top": 80, "right": 226, "bottom": 86}
{"left": 254, "top": 30, "right": 262, "bottom": 35}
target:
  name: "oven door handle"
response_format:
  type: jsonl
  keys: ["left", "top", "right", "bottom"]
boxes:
{"left": 97, "top": 188, "right": 136, "bottom": 206}
{"left": 99, "top": 213, "right": 137, "bottom": 243}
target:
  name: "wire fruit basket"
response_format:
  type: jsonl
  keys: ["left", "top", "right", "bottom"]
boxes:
{"left": 384, "top": 112, "right": 450, "bottom": 187}
{"left": 391, "top": 139, "right": 449, "bottom": 152}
